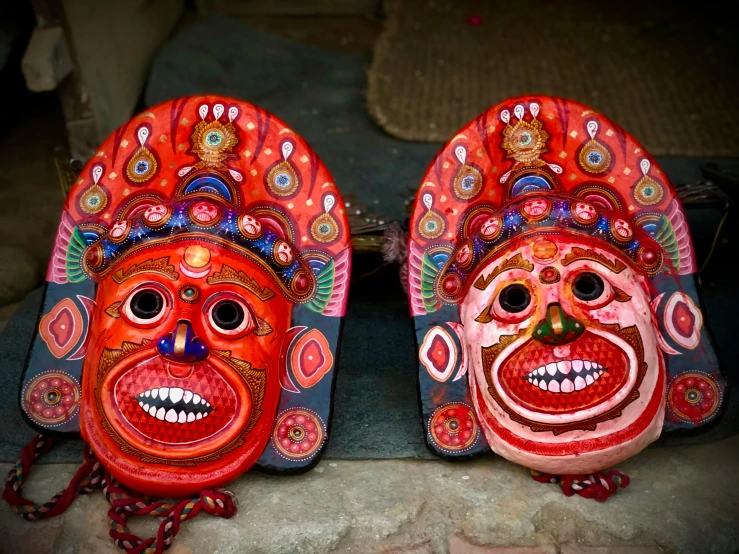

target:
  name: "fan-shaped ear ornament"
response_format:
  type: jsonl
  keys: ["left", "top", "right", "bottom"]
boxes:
{"left": 407, "top": 95, "right": 727, "bottom": 501}
{"left": 11, "top": 97, "right": 351, "bottom": 548}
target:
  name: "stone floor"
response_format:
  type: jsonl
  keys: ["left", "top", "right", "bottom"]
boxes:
{"left": 1, "top": 435, "right": 737, "bottom": 554}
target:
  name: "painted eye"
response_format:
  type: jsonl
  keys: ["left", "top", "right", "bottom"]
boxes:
{"left": 212, "top": 300, "right": 243, "bottom": 330}
{"left": 483, "top": 282, "right": 536, "bottom": 324}
{"left": 572, "top": 272, "right": 604, "bottom": 301}
{"left": 498, "top": 284, "right": 531, "bottom": 313}
{"left": 121, "top": 286, "right": 169, "bottom": 327}
{"left": 207, "top": 296, "right": 256, "bottom": 337}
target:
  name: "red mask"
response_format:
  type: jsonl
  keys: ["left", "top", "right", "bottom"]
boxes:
{"left": 408, "top": 96, "right": 725, "bottom": 487}
{"left": 21, "top": 97, "right": 351, "bottom": 497}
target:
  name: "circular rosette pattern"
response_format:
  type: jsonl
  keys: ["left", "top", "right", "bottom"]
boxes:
{"left": 428, "top": 403, "right": 479, "bottom": 453}
{"left": 667, "top": 372, "right": 721, "bottom": 424}
{"left": 273, "top": 408, "right": 325, "bottom": 460}
{"left": 23, "top": 371, "right": 80, "bottom": 427}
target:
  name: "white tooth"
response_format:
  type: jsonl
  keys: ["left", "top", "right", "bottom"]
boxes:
{"left": 201, "top": 398, "right": 207, "bottom": 405}
{"left": 187, "top": 412, "right": 196, "bottom": 422}
{"left": 538, "top": 379, "right": 547, "bottom": 390}
{"left": 145, "top": 391, "right": 151, "bottom": 398}
{"left": 584, "top": 361, "right": 592, "bottom": 370}
{"left": 149, "top": 406, "right": 157, "bottom": 416}
{"left": 159, "top": 388, "right": 169, "bottom": 401}
{"left": 599, "top": 369, "right": 604, "bottom": 376}
{"left": 143, "top": 404, "right": 150, "bottom": 411}
{"left": 194, "top": 394, "right": 202, "bottom": 404}
{"left": 156, "top": 407, "right": 166, "bottom": 420}
{"left": 138, "top": 401, "right": 143, "bottom": 407}
{"left": 561, "top": 379, "right": 574, "bottom": 393}
{"left": 557, "top": 361, "right": 572, "bottom": 375}
{"left": 546, "top": 363, "right": 557, "bottom": 376}
{"left": 206, "top": 402, "right": 211, "bottom": 407}
{"left": 203, "top": 412, "right": 209, "bottom": 418}
{"left": 532, "top": 378, "right": 539, "bottom": 387}
{"left": 152, "top": 389, "right": 159, "bottom": 399}
{"left": 196, "top": 413, "right": 203, "bottom": 420}
{"left": 586, "top": 374, "right": 594, "bottom": 385}
{"left": 165, "top": 409, "right": 178, "bottom": 423}
{"left": 573, "top": 360, "right": 584, "bottom": 373}
{"left": 574, "top": 376, "right": 586, "bottom": 391}
{"left": 169, "top": 387, "right": 184, "bottom": 404}
{"left": 537, "top": 367, "right": 545, "bottom": 376}
{"left": 548, "top": 380, "right": 561, "bottom": 393}
{"left": 593, "top": 372, "right": 600, "bottom": 381}
{"left": 178, "top": 411, "right": 187, "bottom": 423}
{"left": 183, "top": 391, "right": 193, "bottom": 404}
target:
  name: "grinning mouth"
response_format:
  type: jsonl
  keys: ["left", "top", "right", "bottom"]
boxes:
{"left": 493, "top": 330, "right": 630, "bottom": 414}
{"left": 136, "top": 386, "right": 213, "bottom": 423}
{"left": 113, "top": 359, "right": 239, "bottom": 445}
{"left": 523, "top": 360, "right": 606, "bottom": 393}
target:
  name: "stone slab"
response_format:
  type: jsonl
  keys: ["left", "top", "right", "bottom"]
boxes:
{"left": 1, "top": 435, "right": 737, "bottom": 554}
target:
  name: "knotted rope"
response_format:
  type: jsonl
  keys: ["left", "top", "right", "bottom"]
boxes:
{"left": 529, "top": 468, "right": 630, "bottom": 502}
{"left": 3, "top": 435, "right": 238, "bottom": 553}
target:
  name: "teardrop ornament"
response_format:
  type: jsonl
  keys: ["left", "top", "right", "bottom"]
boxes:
{"left": 453, "top": 165, "right": 483, "bottom": 200}
{"left": 267, "top": 161, "right": 300, "bottom": 197}
{"left": 79, "top": 183, "right": 108, "bottom": 214}
{"left": 126, "top": 146, "right": 158, "bottom": 183}
{"left": 311, "top": 194, "right": 340, "bottom": 243}
{"left": 417, "top": 194, "right": 445, "bottom": 240}
{"left": 578, "top": 139, "right": 612, "bottom": 174}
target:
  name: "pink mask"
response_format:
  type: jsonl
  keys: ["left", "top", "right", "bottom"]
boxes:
{"left": 408, "top": 96, "right": 725, "bottom": 498}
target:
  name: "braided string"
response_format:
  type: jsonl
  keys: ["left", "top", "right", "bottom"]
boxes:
{"left": 3, "top": 435, "right": 238, "bottom": 553}
{"left": 3, "top": 435, "right": 103, "bottom": 519}
{"left": 529, "top": 468, "right": 630, "bottom": 502}
{"left": 105, "top": 477, "right": 237, "bottom": 554}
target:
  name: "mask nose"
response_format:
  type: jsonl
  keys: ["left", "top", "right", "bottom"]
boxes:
{"left": 157, "top": 320, "right": 209, "bottom": 363}
{"left": 532, "top": 303, "right": 585, "bottom": 346}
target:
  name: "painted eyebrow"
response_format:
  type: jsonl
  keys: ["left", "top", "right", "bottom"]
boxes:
{"left": 560, "top": 247, "right": 626, "bottom": 274}
{"left": 111, "top": 257, "right": 179, "bottom": 283}
{"left": 206, "top": 265, "right": 276, "bottom": 301}
{"left": 472, "top": 253, "right": 534, "bottom": 291}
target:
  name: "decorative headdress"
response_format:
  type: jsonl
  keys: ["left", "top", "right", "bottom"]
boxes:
{"left": 22, "top": 96, "right": 351, "bottom": 471}
{"left": 408, "top": 96, "right": 726, "bottom": 459}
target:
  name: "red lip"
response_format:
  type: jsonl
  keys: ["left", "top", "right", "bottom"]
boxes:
{"left": 113, "top": 358, "right": 238, "bottom": 444}
{"left": 498, "top": 331, "right": 629, "bottom": 414}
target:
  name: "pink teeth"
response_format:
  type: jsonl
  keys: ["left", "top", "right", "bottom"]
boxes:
{"left": 524, "top": 359, "right": 606, "bottom": 394}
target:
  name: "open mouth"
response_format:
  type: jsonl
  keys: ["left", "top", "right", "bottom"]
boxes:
{"left": 496, "top": 330, "right": 629, "bottom": 414}
{"left": 113, "top": 359, "right": 239, "bottom": 445}
{"left": 136, "top": 386, "right": 213, "bottom": 423}
{"left": 523, "top": 360, "right": 606, "bottom": 393}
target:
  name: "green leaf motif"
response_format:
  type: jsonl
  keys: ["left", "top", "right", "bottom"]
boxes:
{"left": 65, "top": 227, "right": 88, "bottom": 283}
{"left": 653, "top": 215, "right": 681, "bottom": 272}
{"left": 421, "top": 251, "right": 440, "bottom": 313}
{"left": 306, "top": 259, "right": 335, "bottom": 313}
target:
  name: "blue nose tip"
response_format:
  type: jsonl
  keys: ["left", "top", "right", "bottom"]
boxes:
{"left": 157, "top": 320, "right": 209, "bottom": 363}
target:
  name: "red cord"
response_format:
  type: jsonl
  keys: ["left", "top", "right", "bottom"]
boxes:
{"left": 530, "top": 468, "right": 630, "bottom": 502}
{"left": 3, "top": 435, "right": 238, "bottom": 553}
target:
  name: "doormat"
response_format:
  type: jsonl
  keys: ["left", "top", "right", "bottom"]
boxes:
{"left": 367, "top": 0, "right": 739, "bottom": 156}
